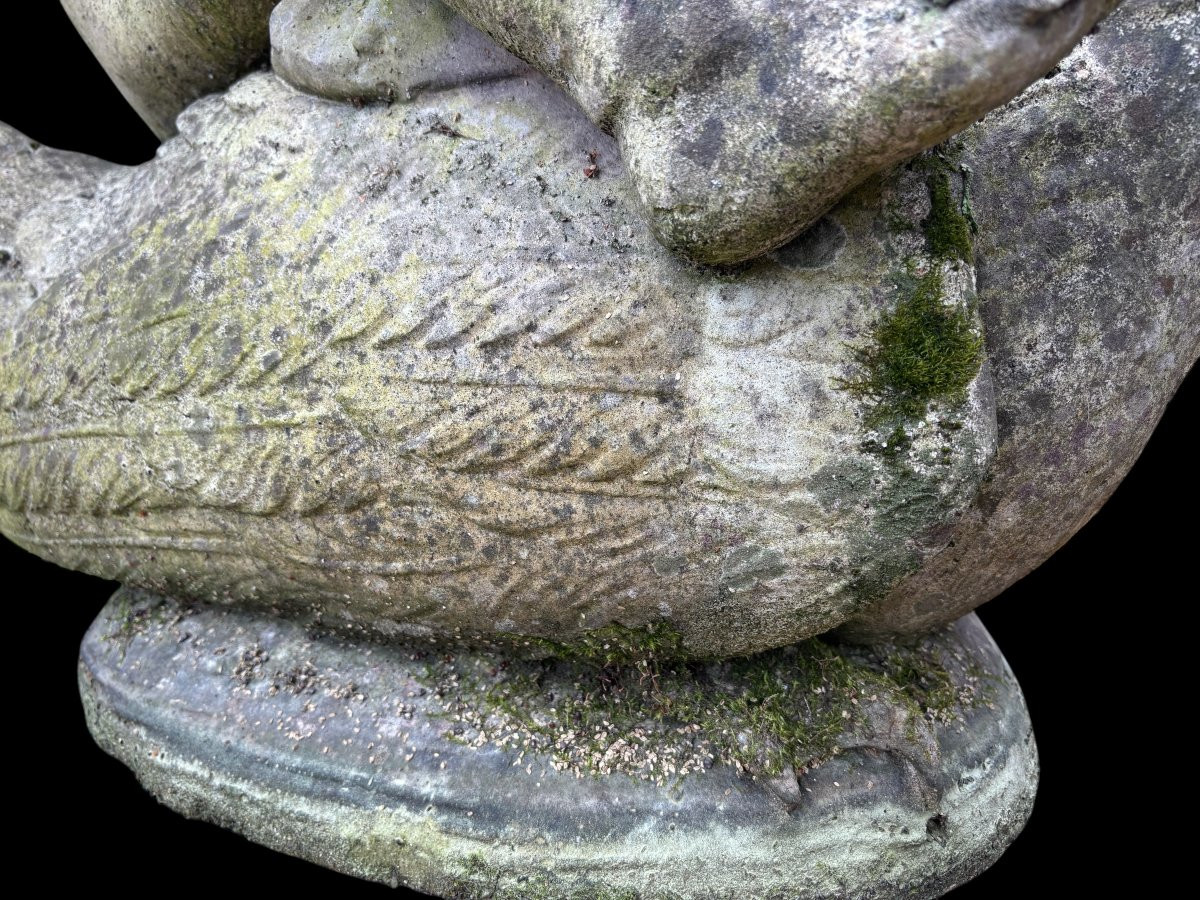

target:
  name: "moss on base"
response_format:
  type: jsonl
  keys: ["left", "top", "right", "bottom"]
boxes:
{"left": 81, "top": 588, "right": 1037, "bottom": 898}
{"left": 523, "top": 621, "right": 690, "bottom": 667}
{"left": 420, "top": 626, "right": 991, "bottom": 786}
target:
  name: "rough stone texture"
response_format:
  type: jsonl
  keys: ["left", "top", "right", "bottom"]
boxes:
{"left": 81, "top": 588, "right": 1037, "bottom": 898}
{"left": 0, "top": 127, "right": 118, "bottom": 333}
{"left": 435, "top": 0, "right": 1117, "bottom": 263}
{"left": 843, "top": 0, "right": 1200, "bottom": 636}
{"left": 62, "top": 0, "right": 279, "bottom": 138}
{"left": 272, "top": 0, "right": 531, "bottom": 104}
{"left": 0, "top": 63, "right": 995, "bottom": 656}
{"left": 2, "top": 0, "right": 1194, "bottom": 654}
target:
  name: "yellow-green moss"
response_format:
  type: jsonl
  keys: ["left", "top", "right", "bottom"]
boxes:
{"left": 908, "top": 142, "right": 977, "bottom": 265}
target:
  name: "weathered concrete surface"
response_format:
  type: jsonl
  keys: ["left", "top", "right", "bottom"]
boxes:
{"left": 271, "top": 0, "right": 531, "bottom": 104}
{"left": 436, "top": 0, "right": 1117, "bottom": 263}
{"left": 0, "top": 61, "right": 995, "bottom": 656}
{"left": 0, "top": 127, "right": 119, "bottom": 332}
{"left": 81, "top": 588, "right": 1037, "bottom": 898}
{"left": 843, "top": 0, "right": 1200, "bottom": 637}
{"left": 2, "top": 0, "right": 1194, "bottom": 653}
{"left": 62, "top": 0, "right": 279, "bottom": 138}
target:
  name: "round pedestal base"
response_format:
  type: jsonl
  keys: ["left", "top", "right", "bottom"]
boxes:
{"left": 80, "top": 589, "right": 1036, "bottom": 898}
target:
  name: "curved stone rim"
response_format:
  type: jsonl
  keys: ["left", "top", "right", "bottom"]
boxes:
{"left": 79, "top": 591, "right": 1037, "bottom": 898}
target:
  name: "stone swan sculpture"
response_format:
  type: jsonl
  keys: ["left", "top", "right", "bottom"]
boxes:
{"left": 1, "top": 0, "right": 1195, "bottom": 896}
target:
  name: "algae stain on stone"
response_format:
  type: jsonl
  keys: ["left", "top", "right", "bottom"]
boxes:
{"left": 719, "top": 544, "right": 786, "bottom": 593}
{"left": 447, "top": 853, "right": 642, "bottom": 900}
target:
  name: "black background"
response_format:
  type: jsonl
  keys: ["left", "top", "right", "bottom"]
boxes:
{"left": 2, "top": 6, "right": 1194, "bottom": 896}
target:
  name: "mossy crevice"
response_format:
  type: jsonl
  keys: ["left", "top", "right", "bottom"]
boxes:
{"left": 820, "top": 143, "right": 991, "bottom": 612}
{"left": 522, "top": 621, "right": 689, "bottom": 667}
{"left": 922, "top": 153, "right": 976, "bottom": 265}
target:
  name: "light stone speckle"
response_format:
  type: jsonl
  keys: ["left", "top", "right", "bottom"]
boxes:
{"left": 271, "top": 0, "right": 532, "bottom": 104}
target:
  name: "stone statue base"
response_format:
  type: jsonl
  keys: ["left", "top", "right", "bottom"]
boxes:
{"left": 79, "top": 590, "right": 1036, "bottom": 898}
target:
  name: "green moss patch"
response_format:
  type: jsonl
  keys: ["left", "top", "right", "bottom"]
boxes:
{"left": 523, "top": 621, "right": 689, "bottom": 667}
{"left": 840, "top": 269, "right": 983, "bottom": 424}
